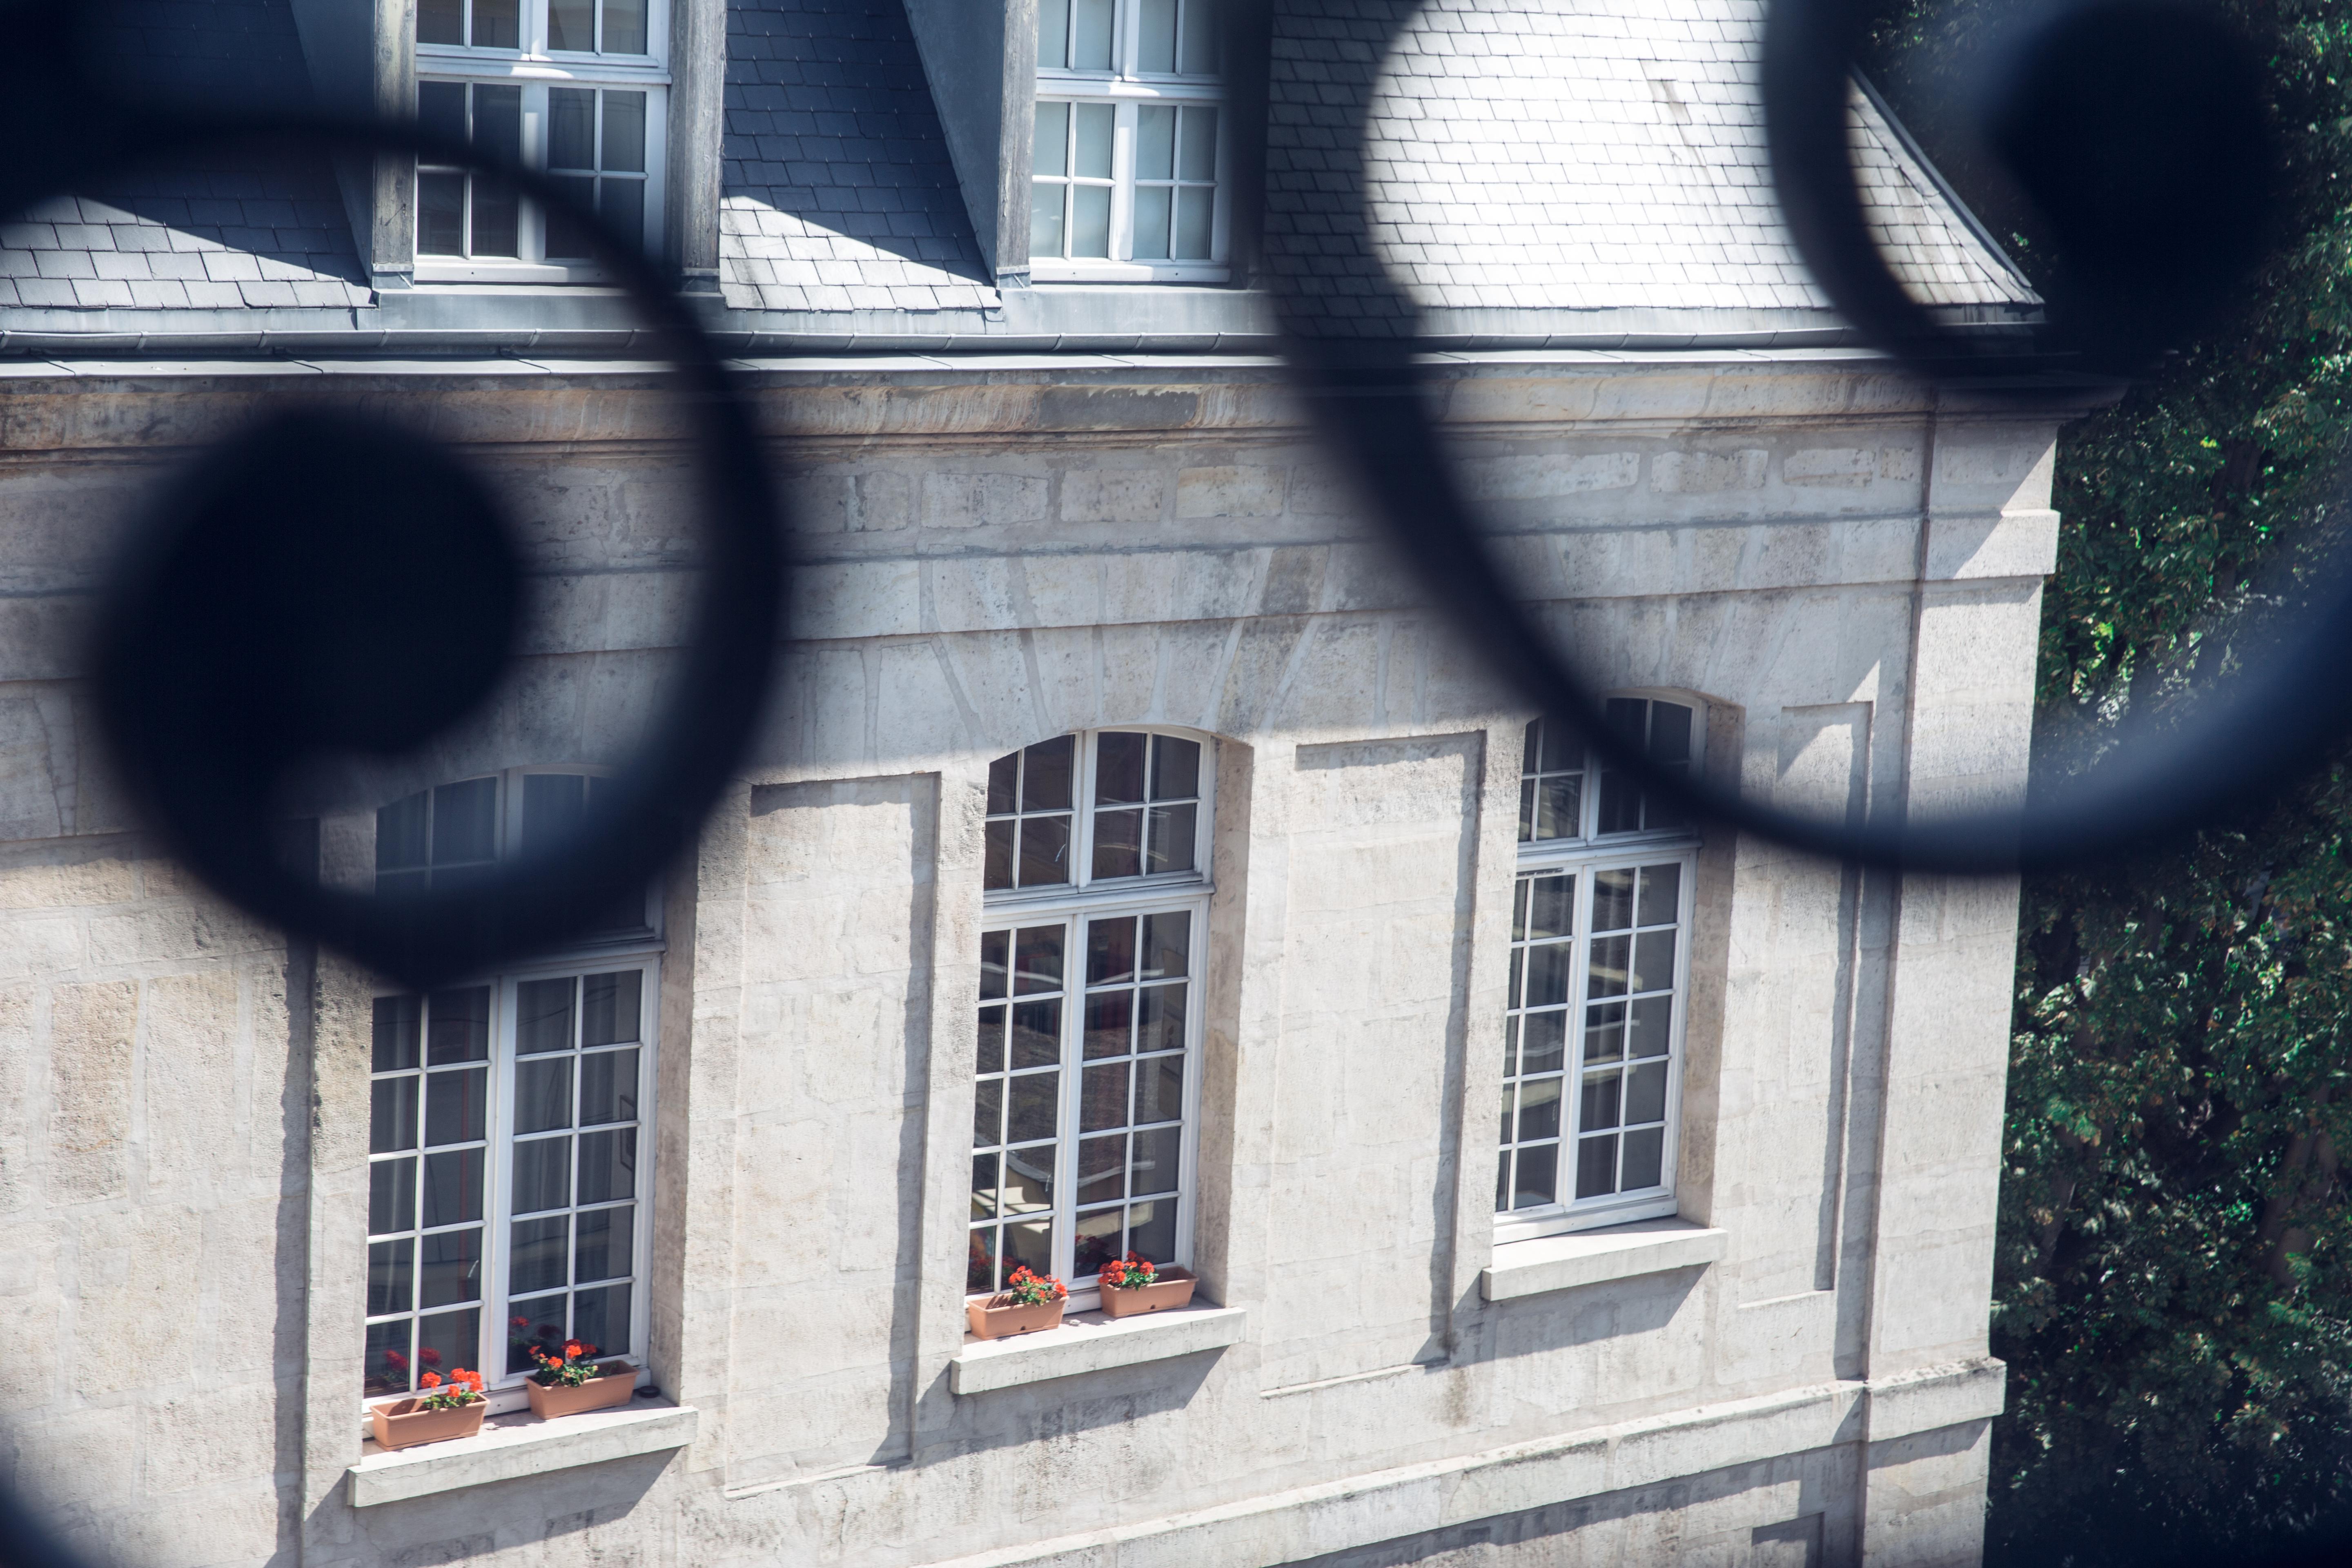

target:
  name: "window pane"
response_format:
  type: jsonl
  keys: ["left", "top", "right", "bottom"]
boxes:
{"left": 1522, "top": 1009, "right": 1566, "bottom": 1076}
{"left": 1023, "top": 736, "right": 1075, "bottom": 810}
{"left": 545, "top": 176, "right": 597, "bottom": 259}
{"left": 603, "top": 91, "right": 647, "bottom": 172}
{"left": 972, "top": 1152, "right": 1003, "bottom": 1220}
{"left": 1031, "top": 183, "right": 1066, "bottom": 258}
{"left": 1011, "top": 1000, "right": 1060, "bottom": 1069}
{"left": 967, "top": 1225, "right": 1002, "bottom": 1294}
{"left": 370, "top": 1158, "right": 416, "bottom": 1236}
{"left": 1080, "top": 1062, "right": 1130, "bottom": 1133}
{"left": 1536, "top": 775, "right": 1581, "bottom": 840}
{"left": 1575, "top": 1134, "right": 1618, "bottom": 1199}
{"left": 1581, "top": 1071, "right": 1622, "bottom": 1132}
{"left": 417, "top": 172, "right": 466, "bottom": 255}
{"left": 985, "top": 817, "right": 1016, "bottom": 890}
{"left": 1638, "top": 864, "right": 1682, "bottom": 927}
{"left": 1039, "top": 0, "right": 1069, "bottom": 67}
{"left": 1093, "top": 808, "right": 1143, "bottom": 879}
{"left": 1629, "top": 996, "right": 1673, "bottom": 1060}
{"left": 1179, "top": 107, "right": 1218, "bottom": 181}
{"left": 550, "top": 0, "right": 595, "bottom": 51}
{"left": 1096, "top": 732, "right": 1147, "bottom": 804}
{"left": 1511, "top": 1144, "right": 1558, "bottom": 1209}
{"left": 1622, "top": 1126, "right": 1665, "bottom": 1190}
{"left": 423, "top": 1148, "right": 483, "bottom": 1228}
{"left": 472, "top": 0, "right": 519, "bottom": 48}
{"left": 1018, "top": 813, "right": 1072, "bottom": 886}
{"left": 1139, "top": 0, "right": 1178, "bottom": 71}
{"left": 1131, "top": 1124, "right": 1180, "bottom": 1198}
{"left": 368, "top": 1238, "right": 414, "bottom": 1317}
{"left": 1082, "top": 990, "right": 1132, "bottom": 1059}
{"left": 371, "top": 1077, "right": 419, "bottom": 1154}
{"left": 516, "top": 1056, "right": 573, "bottom": 1135}
{"left": 1631, "top": 929, "right": 1676, "bottom": 993}
{"left": 583, "top": 971, "right": 641, "bottom": 1046}
{"left": 1002, "top": 1145, "right": 1054, "bottom": 1212}
{"left": 549, "top": 88, "right": 596, "bottom": 170}
{"left": 517, "top": 977, "right": 575, "bottom": 1056}
{"left": 433, "top": 777, "right": 497, "bottom": 864}
{"left": 510, "top": 1216, "right": 569, "bottom": 1296}
{"left": 1526, "top": 873, "right": 1573, "bottom": 940}
{"left": 1145, "top": 740, "right": 1198, "bottom": 805}
{"left": 1005, "top": 1215, "right": 1054, "bottom": 1280}
{"left": 1007, "top": 1071, "right": 1059, "bottom": 1144}
{"left": 416, "top": 1309, "right": 479, "bottom": 1384}
{"left": 1136, "top": 1050, "right": 1183, "bottom": 1123}
{"left": 377, "top": 791, "right": 430, "bottom": 874}
{"left": 602, "top": 178, "right": 646, "bottom": 252}
{"left": 1136, "top": 982, "right": 1186, "bottom": 1054}
{"left": 520, "top": 773, "right": 588, "bottom": 851}
{"left": 580, "top": 1047, "right": 639, "bottom": 1125}
{"left": 1072, "top": 0, "right": 1113, "bottom": 69}
{"left": 419, "top": 1227, "right": 482, "bottom": 1309}
{"left": 973, "top": 1078, "right": 1002, "bottom": 1147}
{"left": 575, "top": 1204, "right": 634, "bottom": 1283}
{"left": 1078, "top": 1133, "right": 1125, "bottom": 1204}
{"left": 1074, "top": 1205, "right": 1123, "bottom": 1277}
{"left": 418, "top": 0, "right": 461, "bottom": 45}
{"left": 428, "top": 986, "right": 491, "bottom": 1064}
{"left": 365, "top": 1320, "right": 413, "bottom": 1396}
{"left": 471, "top": 178, "right": 520, "bottom": 258}
{"left": 1523, "top": 942, "right": 1571, "bottom": 1009}
{"left": 1587, "top": 935, "right": 1630, "bottom": 997}
{"left": 512, "top": 1136, "right": 572, "bottom": 1213}
{"left": 602, "top": 0, "right": 646, "bottom": 53}
{"left": 1179, "top": 0, "right": 1220, "bottom": 73}
{"left": 1584, "top": 1000, "right": 1626, "bottom": 1062}
{"left": 1087, "top": 917, "right": 1136, "bottom": 986}
{"left": 1137, "top": 105, "right": 1176, "bottom": 181}
{"left": 572, "top": 1282, "right": 630, "bottom": 1356}
{"left": 1626, "top": 1060, "right": 1669, "bottom": 1125}
{"left": 987, "top": 752, "right": 1020, "bottom": 815}
{"left": 1014, "top": 926, "right": 1065, "bottom": 993}
{"left": 1074, "top": 105, "right": 1114, "bottom": 181}
{"left": 507, "top": 1294, "right": 566, "bottom": 1375}
{"left": 1033, "top": 102, "right": 1069, "bottom": 179}
{"left": 1592, "top": 868, "right": 1635, "bottom": 932}
{"left": 1127, "top": 1194, "right": 1176, "bottom": 1263}
{"left": 425, "top": 1067, "right": 486, "bottom": 1146}
{"left": 1517, "top": 1078, "right": 1563, "bottom": 1143}
{"left": 1141, "top": 911, "right": 1189, "bottom": 978}
{"left": 373, "top": 995, "right": 422, "bottom": 1071}
{"left": 1147, "top": 802, "right": 1196, "bottom": 872}
{"left": 579, "top": 1127, "right": 637, "bottom": 1205}
{"left": 1174, "top": 187, "right": 1214, "bottom": 260}
{"left": 980, "top": 930, "right": 1010, "bottom": 1000}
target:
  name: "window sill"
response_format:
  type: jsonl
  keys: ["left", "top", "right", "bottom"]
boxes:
{"left": 347, "top": 1397, "right": 696, "bottom": 1507}
{"left": 950, "top": 1304, "right": 1247, "bottom": 1395}
{"left": 1481, "top": 1217, "right": 1727, "bottom": 1302}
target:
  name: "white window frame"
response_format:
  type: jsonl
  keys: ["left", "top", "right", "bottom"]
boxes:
{"left": 1032, "top": 0, "right": 1229, "bottom": 284}
{"left": 972, "top": 728, "right": 1214, "bottom": 1314}
{"left": 362, "top": 764, "right": 663, "bottom": 1418}
{"left": 1496, "top": 697, "right": 1704, "bottom": 1244}
{"left": 414, "top": 0, "right": 670, "bottom": 283}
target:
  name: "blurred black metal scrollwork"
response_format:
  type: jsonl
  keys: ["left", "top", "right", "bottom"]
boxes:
{"left": 0, "top": 4, "right": 783, "bottom": 994}
{"left": 1242, "top": 0, "right": 2341, "bottom": 875}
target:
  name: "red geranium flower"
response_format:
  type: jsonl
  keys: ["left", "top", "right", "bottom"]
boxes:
{"left": 419, "top": 1372, "right": 441, "bottom": 1389}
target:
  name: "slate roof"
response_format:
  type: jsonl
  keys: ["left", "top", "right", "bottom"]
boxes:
{"left": 1356, "top": 0, "right": 2035, "bottom": 316}
{"left": 0, "top": 0, "right": 371, "bottom": 316}
{"left": 721, "top": 0, "right": 997, "bottom": 315}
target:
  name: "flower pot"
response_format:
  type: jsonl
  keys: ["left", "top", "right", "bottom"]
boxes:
{"left": 524, "top": 1361, "right": 639, "bottom": 1419}
{"left": 369, "top": 1396, "right": 487, "bottom": 1451}
{"left": 1098, "top": 1266, "right": 1197, "bottom": 1319}
{"left": 965, "top": 1293, "right": 1066, "bottom": 1340}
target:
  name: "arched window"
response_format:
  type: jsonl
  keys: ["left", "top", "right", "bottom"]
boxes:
{"left": 969, "top": 729, "right": 1212, "bottom": 1307}
{"left": 1499, "top": 699, "right": 1701, "bottom": 1237}
{"left": 362, "top": 767, "right": 659, "bottom": 1408}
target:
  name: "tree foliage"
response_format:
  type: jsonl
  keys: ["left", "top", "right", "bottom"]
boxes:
{"left": 1862, "top": 2, "right": 2352, "bottom": 1561}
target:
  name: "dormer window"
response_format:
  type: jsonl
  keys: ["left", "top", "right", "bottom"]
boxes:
{"left": 1032, "top": 0, "right": 1227, "bottom": 283}
{"left": 413, "top": 0, "right": 668, "bottom": 283}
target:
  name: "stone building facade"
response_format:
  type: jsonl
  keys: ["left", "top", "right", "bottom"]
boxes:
{"left": 0, "top": 3, "right": 2071, "bottom": 1567}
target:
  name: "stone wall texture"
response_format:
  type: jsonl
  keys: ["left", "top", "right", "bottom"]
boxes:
{"left": 0, "top": 350, "right": 2070, "bottom": 1568}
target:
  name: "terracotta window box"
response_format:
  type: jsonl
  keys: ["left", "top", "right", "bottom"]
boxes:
{"left": 1098, "top": 1265, "right": 1197, "bottom": 1319}
{"left": 525, "top": 1361, "right": 639, "bottom": 1419}
{"left": 370, "top": 1397, "right": 488, "bottom": 1452}
{"left": 966, "top": 1293, "right": 1067, "bottom": 1340}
